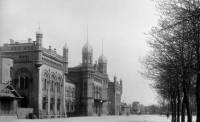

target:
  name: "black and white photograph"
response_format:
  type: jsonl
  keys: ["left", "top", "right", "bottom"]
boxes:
{"left": 0, "top": 0, "right": 200, "bottom": 122}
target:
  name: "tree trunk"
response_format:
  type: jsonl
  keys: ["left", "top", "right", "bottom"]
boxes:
{"left": 181, "top": 97, "right": 185, "bottom": 122}
{"left": 177, "top": 91, "right": 181, "bottom": 122}
{"left": 174, "top": 99, "right": 177, "bottom": 122}
{"left": 196, "top": 72, "right": 200, "bottom": 122}
{"left": 195, "top": 14, "right": 200, "bottom": 122}
{"left": 171, "top": 100, "right": 174, "bottom": 122}
{"left": 172, "top": 97, "right": 177, "bottom": 122}
{"left": 183, "top": 86, "right": 192, "bottom": 122}
{"left": 171, "top": 99, "right": 175, "bottom": 122}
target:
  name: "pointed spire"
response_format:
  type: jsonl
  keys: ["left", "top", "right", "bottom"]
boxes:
{"left": 36, "top": 26, "right": 42, "bottom": 34}
{"left": 98, "top": 40, "right": 107, "bottom": 63}
{"left": 102, "top": 40, "right": 103, "bottom": 56}
{"left": 86, "top": 24, "right": 88, "bottom": 44}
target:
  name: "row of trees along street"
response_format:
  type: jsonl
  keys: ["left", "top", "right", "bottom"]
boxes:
{"left": 130, "top": 101, "right": 168, "bottom": 114}
{"left": 142, "top": 0, "right": 200, "bottom": 122}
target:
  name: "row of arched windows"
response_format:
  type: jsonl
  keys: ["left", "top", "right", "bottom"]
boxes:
{"left": 19, "top": 76, "right": 29, "bottom": 89}
{"left": 42, "top": 97, "right": 61, "bottom": 113}
{"left": 65, "top": 101, "right": 75, "bottom": 113}
{"left": 42, "top": 79, "right": 62, "bottom": 92}
{"left": 13, "top": 68, "right": 31, "bottom": 90}
{"left": 42, "top": 70, "right": 63, "bottom": 93}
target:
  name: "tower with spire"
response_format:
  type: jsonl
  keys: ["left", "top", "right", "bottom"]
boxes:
{"left": 82, "top": 25, "right": 93, "bottom": 67}
{"left": 98, "top": 40, "right": 107, "bottom": 74}
{"left": 36, "top": 27, "right": 43, "bottom": 46}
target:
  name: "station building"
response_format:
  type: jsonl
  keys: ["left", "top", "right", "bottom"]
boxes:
{"left": 0, "top": 29, "right": 123, "bottom": 118}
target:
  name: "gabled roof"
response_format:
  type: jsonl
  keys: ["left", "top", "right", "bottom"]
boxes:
{"left": 0, "top": 83, "right": 22, "bottom": 99}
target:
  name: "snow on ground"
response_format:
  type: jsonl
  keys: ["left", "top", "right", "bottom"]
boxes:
{"left": 0, "top": 115, "right": 171, "bottom": 122}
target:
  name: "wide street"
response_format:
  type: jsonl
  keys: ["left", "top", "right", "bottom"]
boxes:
{"left": 1, "top": 115, "right": 171, "bottom": 122}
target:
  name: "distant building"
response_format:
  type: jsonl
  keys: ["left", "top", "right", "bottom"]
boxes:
{"left": 120, "top": 103, "right": 131, "bottom": 115}
{"left": 0, "top": 29, "right": 68, "bottom": 118}
{"left": 108, "top": 76, "right": 122, "bottom": 115}
{"left": 68, "top": 41, "right": 109, "bottom": 116}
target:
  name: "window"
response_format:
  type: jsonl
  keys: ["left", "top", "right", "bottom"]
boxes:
{"left": 67, "top": 87, "right": 70, "bottom": 97}
{"left": 72, "top": 102, "right": 75, "bottom": 112}
{"left": 42, "top": 97, "right": 47, "bottom": 110}
{"left": 43, "top": 79, "right": 47, "bottom": 90}
{"left": 57, "top": 99, "right": 60, "bottom": 111}
{"left": 67, "top": 102, "right": 70, "bottom": 112}
{"left": 18, "top": 76, "right": 29, "bottom": 90}
{"left": 19, "top": 77, "right": 28, "bottom": 89}
{"left": 69, "top": 87, "right": 72, "bottom": 97}
{"left": 19, "top": 77, "right": 24, "bottom": 89}
{"left": 51, "top": 81, "right": 54, "bottom": 91}
{"left": 57, "top": 83, "right": 60, "bottom": 93}
{"left": 72, "top": 88, "right": 75, "bottom": 98}
{"left": 25, "top": 77, "right": 29, "bottom": 89}
{"left": 50, "top": 98, "right": 54, "bottom": 111}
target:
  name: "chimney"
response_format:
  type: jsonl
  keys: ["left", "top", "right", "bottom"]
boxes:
{"left": 10, "top": 39, "right": 14, "bottom": 44}
{"left": 28, "top": 38, "right": 32, "bottom": 43}
{"left": 49, "top": 46, "right": 51, "bottom": 50}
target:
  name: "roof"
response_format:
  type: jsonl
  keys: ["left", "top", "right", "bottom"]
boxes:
{"left": 82, "top": 42, "right": 93, "bottom": 54}
{"left": 0, "top": 83, "right": 22, "bottom": 99}
{"left": 98, "top": 55, "right": 107, "bottom": 63}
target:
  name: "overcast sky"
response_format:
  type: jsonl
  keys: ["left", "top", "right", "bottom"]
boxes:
{"left": 0, "top": 0, "right": 159, "bottom": 105}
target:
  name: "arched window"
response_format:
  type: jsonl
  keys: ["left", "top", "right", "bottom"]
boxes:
{"left": 57, "top": 99, "right": 60, "bottom": 112}
{"left": 15, "top": 68, "right": 31, "bottom": 90}
{"left": 19, "top": 77, "right": 24, "bottom": 89}
{"left": 25, "top": 77, "right": 29, "bottom": 89}
{"left": 50, "top": 72, "right": 57, "bottom": 92}
{"left": 42, "top": 97, "right": 47, "bottom": 110}
{"left": 67, "top": 102, "right": 70, "bottom": 112}
{"left": 51, "top": 80, "right": 54, "bottom": 91}
{"left": 57, "top": 74, "right": 62, "bottom": 93}
{"left": 43, "top": 79, "right": 47, "bottom": 90}
{"left": 42, "top": 70, "right": 50, "bottom": 91}
{"left": 57, "top": 82, "right": 60, "bottom": 92}
{"left": 50, "top": 98, "right": 54, "bottom": 111}
{"left": 69, "top": 87, "right": 72, "bottom": 97}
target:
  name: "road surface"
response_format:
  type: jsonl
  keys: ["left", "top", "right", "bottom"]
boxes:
{"left": 1, "top": 115, "right": 172, "bottom": 122}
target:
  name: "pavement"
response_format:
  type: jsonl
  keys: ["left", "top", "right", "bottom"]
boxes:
{"left": 0, "top": 115, "right": 171, "bottom": 122}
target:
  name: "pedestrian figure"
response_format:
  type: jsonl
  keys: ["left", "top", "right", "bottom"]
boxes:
{"left": 166, "top": 112, "right": 169, "bottom": 118}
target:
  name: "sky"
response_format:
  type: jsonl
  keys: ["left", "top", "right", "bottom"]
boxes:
{"left": 0, "top": 0, "right": 159, "bottom": 105}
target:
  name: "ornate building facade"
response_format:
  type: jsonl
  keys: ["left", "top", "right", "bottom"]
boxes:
{"left": 108, "top": 76, "right": 122, "bottom": 115}
{"left": 68, "top": 41, "right": 109, "bottom": 116}
{"left": 0, "top": 29, "right": 69, "bottom": 118}
{"left": 0, "top": 29, "right": 123, "bottom": 118}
